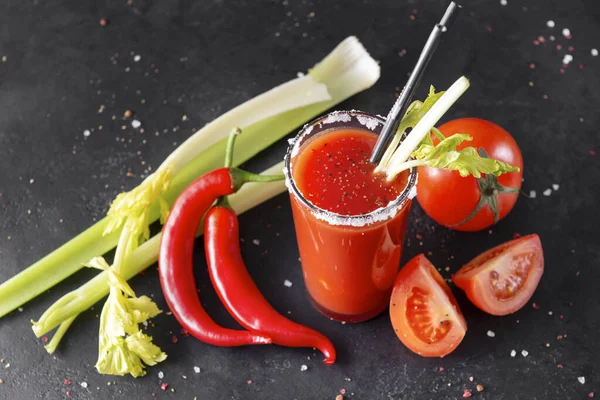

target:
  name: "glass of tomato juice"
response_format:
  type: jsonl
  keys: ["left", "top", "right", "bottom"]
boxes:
{"left": 284, "top": 110, "right": 417, "bottom": 323}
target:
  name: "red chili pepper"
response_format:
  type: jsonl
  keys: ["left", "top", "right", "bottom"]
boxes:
{"left": 159, "top": 129, "right": 282, "bottom": 347}
{"left": 204, "top": 204, "right": 337, "bottom": 364}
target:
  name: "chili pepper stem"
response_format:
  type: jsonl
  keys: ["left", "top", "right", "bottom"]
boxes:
{"left": 215, "top": 196, "right": 231, "bottom": 209}
{"left": 224, "top": 128, "right": 285, "bottom": 189}
{"left": 224, "top": 127, "right": 242, "bottom": 168}
{"left": 230, "top": 168, "right": 285, "bottom": 191}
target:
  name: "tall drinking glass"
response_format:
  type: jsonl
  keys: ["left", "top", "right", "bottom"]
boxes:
{"left": 284, "top": 110, "right": 418, "bottom": 323}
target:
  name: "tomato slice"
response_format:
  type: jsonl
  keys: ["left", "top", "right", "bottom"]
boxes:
{"left": 452, "top": 234, "right": 544, "bottom": 316}
{"left": 390, "top": 254, "right": 467, "bottom": 357}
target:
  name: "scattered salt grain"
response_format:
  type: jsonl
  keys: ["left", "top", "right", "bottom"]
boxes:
{"left": 18, "top": 307, "right": 23, "bottom": 312}
{"left": 500, "top": 0, "right": 507, "bottom": 5}
{"left": 562, "top": 54, "right": 573, "bottom": 65}
{"left": 521, "top": 350, "right": 529, "bottom": 357}
{"left": 487, "top": 330, "right": 496, "bottom": 338}
{"left": 562, "top": 28, "right": 571, "bottom": 37}
{"left": 193, "top": 366, "right": 201, "bottom": 374}
{"left": 80, "top": 382, "right": 88, "bottom": 388}
{"left": 579, "top": 377, "right": 586, "bottom": 384}
{"left": 158, "top": 371, "right": 164, "bottom": 379}
{"left": 529, "top": 190, "right": 536, "bottom": 198}
{"left": 592, "top": 49, "right": 599, "bottom": 57}
{"left": 252, "top": 239, "right": 260, "bottom": 245}
{"left": 552, "top": 184, "right": 559, "bottom": 191}
{"left": 284, "top": 280, "right": 293, "bottom": 288}
{"left": 83, "top": 130, "right": 91, "bottom": 137}
{"left": 300, "top": 365, "right": 308, "bottom": 371}
{"left": 543, "top": 189, "right": 552, "bottom": 196}
{"left": 134, "top": 55, "right": 141, "bottom": 62}
{"left": 131, "top": 120, "right": 141, "bottom": 129}
{"left": 547, "top": 20, "right": 555, "bottom": 28}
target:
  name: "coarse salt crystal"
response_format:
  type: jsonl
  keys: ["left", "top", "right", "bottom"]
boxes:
{"left": 529, "top": 190, "right": 536, "bottom": 198}
{"left": 547, "top": 20, "right": 555, "bottom": 28}
{"left": 487, "top": 330, "right": 496, "bottom": 337}
{"left": 193, "top": 366, "right": 201, "bottom": 373}
{"left": 543, "top": 189, "right": 552, "bottom": 196}
{"left": 510, "top": 350, "right": 517, "bottom": 357}
{"left": 284, "top": 280, "right": 293, "bottom": 287}
{"left": 80, "top": 382, "right": 88, "bottom": 388}
{"left": 158, "top": 371, "right": 164, "bottom": 379}
{"left": 500, "top": 0, "right": 507, "bottom": 5}
{"left": 521, "top": 350, "right": 529, "bottom": 357}
{"left": 252, "top": 239, "right": 260, "bottom": 245}
{"left": 562, "top": 54, "right": 573, "bottom": 64}
{"left": 579, "top": 377, "right": 586, "bottom": 384}
{"left": 562, "top": 28, "right": 571, "bottom": 37}
{"left": 131, "top": 120, "right": 141, "bottom": 129}
{"left": 83, "top": 130, "right": 91, "bottom": 137}
{"left": 134, "top": 55, "right": 141, "bottom": 62}
{"left": 300, "top": 365, "right": 308, "bottom": 371}
{"left": 592, "top": 49, "right": 599, "bottom": 57}
{"left": 552, "top": 184, "right": 559, "bottom": 191}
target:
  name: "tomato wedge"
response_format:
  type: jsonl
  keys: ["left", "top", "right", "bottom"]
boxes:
{"left": 390, "top": 254, "right": 466, "bottom": 358}
{"left": 452, "top": 234, "right": 544, "bottom": 316}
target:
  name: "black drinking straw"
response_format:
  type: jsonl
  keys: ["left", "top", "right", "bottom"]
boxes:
{"left": 369, "top": 1, "right": 462, "bottom": 165}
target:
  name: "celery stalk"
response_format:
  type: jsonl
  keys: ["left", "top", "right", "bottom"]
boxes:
{"left": 0, "top": 221, "right": 118, "bottom": 319}
{"left": 32, "top": 162, "right": 287, "bottom": 341}
{"left": 0, "top": 36, "right": 380, "bottom": 319}
{"left": 158, "top": 76, "right": 331, "bottom": 173}
{"left": 384, "top": 76, "right": 470, "bottom": 179}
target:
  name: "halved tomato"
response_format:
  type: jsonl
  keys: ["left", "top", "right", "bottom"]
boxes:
{"left": 452, "top": 234, "right": 544, "bottom": 316}
{"left": 390, "top": 254, "right": 467, "bottom": 357}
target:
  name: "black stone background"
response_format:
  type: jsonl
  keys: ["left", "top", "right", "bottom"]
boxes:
{"left": 0, "top": 0, "right": 598, "bottom": 399}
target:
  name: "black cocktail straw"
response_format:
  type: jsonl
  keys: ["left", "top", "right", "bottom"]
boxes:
{"left": 369, "top": 1, "right": 461, "bottom": 165}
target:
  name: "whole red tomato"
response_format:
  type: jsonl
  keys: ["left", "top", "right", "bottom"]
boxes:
{"left": 416, "top": 118, "right": 523, "bottom": 232}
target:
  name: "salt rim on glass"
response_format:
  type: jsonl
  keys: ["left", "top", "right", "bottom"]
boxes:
{"left": 283, "top": 110, "right": 418, "bottom": 227}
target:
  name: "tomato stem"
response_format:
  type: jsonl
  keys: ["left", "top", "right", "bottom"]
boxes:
{"left": 451, "top": 148, "right": 520, "bottom": 226}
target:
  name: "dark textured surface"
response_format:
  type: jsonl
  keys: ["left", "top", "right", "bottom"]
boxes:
{"left": 1, "top": 0, "right": 599, "bottom": 399}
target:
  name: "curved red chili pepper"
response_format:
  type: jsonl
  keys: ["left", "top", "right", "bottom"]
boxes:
{"left": 204, "top": 205, "right": 337, "bottom": 364}
{"left": 159, "top": 168, "right": 271, "bottom": 346}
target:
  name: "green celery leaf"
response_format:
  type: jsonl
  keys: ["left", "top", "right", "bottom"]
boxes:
{"left": 398, "top": 86, "right": 445, "bottom": 133}
{"left": 412, "top": 134, "right": 520, "bottom": 178}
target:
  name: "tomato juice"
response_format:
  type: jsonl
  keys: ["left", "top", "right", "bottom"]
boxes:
{"left": 284, "top": 111, "right": 417, "bottom": 322}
